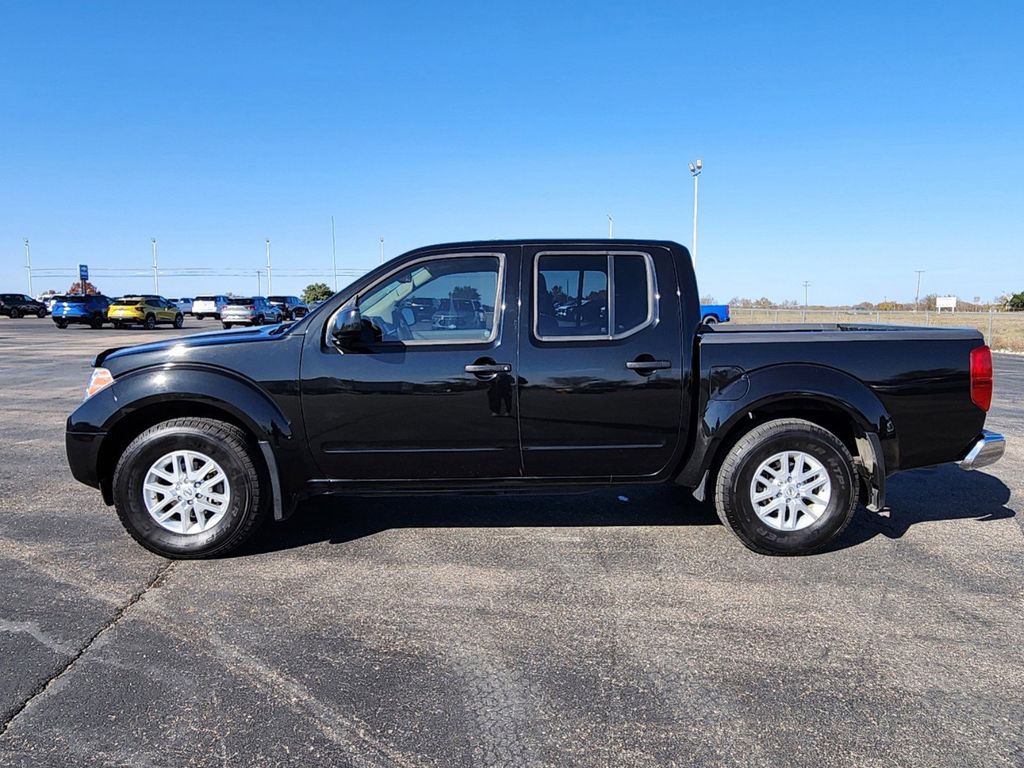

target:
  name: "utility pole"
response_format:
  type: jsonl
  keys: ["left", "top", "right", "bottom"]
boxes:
{"left": 257, "top": 269, "right": 261, "bottom": 295}
{"left": 24, "top": 238, "right": 32, "bottom": 296}
{"left": 265, "top": 238, "right": 272, "bottom": 295}
{"left": 914, "top": 270, "right": 925, "bottom": 312}
{"left": 802, "top": 281, "right": 811, "bottom": 308}
{"left": 151, "top": 238, "right": 159, "bottom": 293}
{"left": 379, "top": 236, "right": 385, "bottom": 265}
{"left": 688, "top": 159, "right": 703, "bottom": 269}
{"left": 607, "top": 214, "right": 614, "bottom": 239}
{"left": 331, "top": 216, "right": 338, "bottom": 291}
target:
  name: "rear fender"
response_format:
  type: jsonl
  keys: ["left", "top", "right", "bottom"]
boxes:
{"left": 677, "top": 363, "right": 896, "bottom": 488}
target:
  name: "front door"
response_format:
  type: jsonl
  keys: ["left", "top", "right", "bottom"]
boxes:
{"left": 301, "top": 247, "right": 521, "bottom": 481}
{"left": 516, "top": 245, "right": 685, "bottom": 478}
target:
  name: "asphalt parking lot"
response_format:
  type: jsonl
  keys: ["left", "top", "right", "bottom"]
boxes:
{"left": 0, "top": 316, "right": 1021, "bottom": 767}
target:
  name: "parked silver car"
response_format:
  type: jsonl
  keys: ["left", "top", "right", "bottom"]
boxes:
{"left": 168, "top": 297, "right": 194, "bottom": 314}
{"left": 221, "top": 297, "right": 283, "bottom": 328}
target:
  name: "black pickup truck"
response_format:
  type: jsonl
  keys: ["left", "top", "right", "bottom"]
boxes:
{"left": 66, "top": 240, "right": 1005, "bottom": 558}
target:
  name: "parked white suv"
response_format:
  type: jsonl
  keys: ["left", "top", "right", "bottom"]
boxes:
{"left": 192, "top": 295, "right": 229, "bottom": 320}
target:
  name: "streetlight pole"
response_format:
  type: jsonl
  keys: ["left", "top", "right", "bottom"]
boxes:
{"left": 688, "top": 159, "right": 703, "bottom": 269}
{"left": 257, "top": 269, "right": 261, "bottom": 295}
{"left": 607, "top": 214, "right": 614, "bottom": 239}
{"left": 379, "top": 236, "right": 385, "bottom": 265}
{"left": 151, "top": 238, "right": 159, "bottom": 293}
{"left": 914, "top": 270, "right": 925, "bottom": 312}
{"left": 331, "top": 216, "right": 338, "bottom": 291}
{"left": 265, "top": 238, "right": 272, "bottom": 295}
{"left": 802, "top": 281, "right": 811, "bottom": 320}
{"left": 24, "top": 238, "right": 32, "bottom": 296}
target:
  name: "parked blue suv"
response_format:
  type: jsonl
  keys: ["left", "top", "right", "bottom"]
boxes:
{"left": 52, "top": 295, "right": 113, "bottom": 329}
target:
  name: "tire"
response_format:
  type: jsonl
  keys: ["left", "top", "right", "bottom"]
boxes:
{"left": 173, "top": 313, "right": 184, "bottom": 329}
{"left": 112, "top": 418, "right": 269, "bottom": 559}
{"left": 222, "top": 322, "right": 232, "bottom": 329}
{"left": 55, "top": 318, "right": 68, "bottom": 329}
{"left": 714, "top": 418, "right": 857, "bottom": 556}
{"left": 90, "top": 315, "right": 104, "bottom": 329}
{"left": 144, "top": 314, "right": 156, "bottom": 330}
{"left": 702, "top": 315, "right": 718, "bottom": 325}
{"left": 36, "top": 307, "right": 46, "bottom": 318}
{"left": 112, "top": 321, "right": 123, "bottom": 329}
{"left": 195, "top": 314, "right": 204, "bottom": 320}
{"left": 9, "top": 308, "right": 21, "bottom": 319}
{"left": 255, "top": 314, "right": 264, "bottom": 326}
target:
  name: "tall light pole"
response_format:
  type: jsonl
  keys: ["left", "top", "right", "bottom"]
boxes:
{"left": 802, "top": 281, "right": 811, "bottom": 308}
{"left": 331, "top": 216, "right": 338, "bottom": 291}
{"left": 256, "top": 269, "right": 261, "bottom": 295}
{"left": 688, "top": 158, "right": 703, "bottom": 269}
{"left": 265, "top": 238, "right": 272, "bottom": 295}
{"left": 607, "top": 214, "right": 614, "bottom": 239}
{"left": 24, "top": 238, "right": 32, "bottom": 296}
{"left": 151, "top": 238, "right": 159, "bottom": 293}
{"left": 914, "top": 270, "right": 925, "bottom": 312}
{"left": 379, "top": 236, "right": 385, "bottom": 265}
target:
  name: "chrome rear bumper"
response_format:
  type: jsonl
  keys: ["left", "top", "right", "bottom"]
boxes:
{"left": 958, "top": 430, "right": 1006, "bottom": 470}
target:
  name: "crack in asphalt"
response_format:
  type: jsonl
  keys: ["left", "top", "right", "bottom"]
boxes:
{"left": 0, "top": 559, "right": 174, "bottom": 739}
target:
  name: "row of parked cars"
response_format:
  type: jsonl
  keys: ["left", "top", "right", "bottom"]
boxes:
{"left": 1, "top": 292, "right": 309, "bottom": 330}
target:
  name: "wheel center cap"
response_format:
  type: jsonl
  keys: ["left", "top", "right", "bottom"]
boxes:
{"left": 783, "top": 484, "right": 798, "bottom": 499}
{"left": 181, "top": 486, "right": 195, "bottom": 499}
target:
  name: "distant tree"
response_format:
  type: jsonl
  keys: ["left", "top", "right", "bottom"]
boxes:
{"left": 1008, "top": 292, "right": 1024, "bottom": 311}
{"left": 302, "top": 282, "right": 333, "bottom": 304}
{"left": 67, "top": 280, "right": 100, "bottom": 295}
{"left": 451, "top": 285, "right": 481, "bottom": 301}
{"left": 699, "top": 294, "right": 716, "bottom": 304}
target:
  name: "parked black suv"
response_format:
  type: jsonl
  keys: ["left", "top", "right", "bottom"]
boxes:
{"left": 268, "top": 295, "right": 309, "bottom": 320}
{"left": 0, "top": 293, "right": 48, "bottom": 318}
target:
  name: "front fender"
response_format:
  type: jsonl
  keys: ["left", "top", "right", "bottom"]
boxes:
{"left": 677, "top": 363, "right": 896, "bottom": 487}
{"left": 68, "top": 363, "right": 293, "bottom": 443}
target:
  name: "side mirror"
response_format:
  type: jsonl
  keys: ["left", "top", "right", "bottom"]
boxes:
{"left": 331, "top": 306, "right": 363, "bottom": 347}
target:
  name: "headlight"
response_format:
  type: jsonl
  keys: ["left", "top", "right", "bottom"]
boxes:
{"left": 84, "top": 367, "right": 114, "bottom": 400}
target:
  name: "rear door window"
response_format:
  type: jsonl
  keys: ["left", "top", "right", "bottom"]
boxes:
{"left": 534, "top": 252, "right": 654, "bottom": 341}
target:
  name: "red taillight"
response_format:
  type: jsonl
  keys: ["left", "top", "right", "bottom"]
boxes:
{"left": 970, "top": 345, "right": 993, "bottom": 411}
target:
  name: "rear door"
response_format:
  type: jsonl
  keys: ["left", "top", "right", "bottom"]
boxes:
{"left": 516, "top": 245, "right": 685, "bottom": 478}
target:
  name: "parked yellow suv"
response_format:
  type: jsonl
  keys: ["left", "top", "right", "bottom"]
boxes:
{"left": 108, "top": 296, "right": 184, "bottom": 330}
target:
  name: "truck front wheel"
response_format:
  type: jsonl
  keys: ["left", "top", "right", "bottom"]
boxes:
{"left": 714, "top": 418, "right": 857, "bottom": 555}
{"left": 112, "top": 418, "right": 268, "bottom": 559}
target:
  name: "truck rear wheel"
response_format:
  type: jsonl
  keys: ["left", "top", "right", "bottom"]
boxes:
{"left": 112, "top": 417, "right": 268, "bottom": 559}
{"left": 714, "top": 418, "right": 857, "bottom": 555}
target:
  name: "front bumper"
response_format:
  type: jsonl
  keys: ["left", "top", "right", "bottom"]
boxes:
{"left": 958, "top": 430, "right": 1006, "bottom": 470}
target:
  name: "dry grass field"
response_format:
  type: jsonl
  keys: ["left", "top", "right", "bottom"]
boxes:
{"left": 728, "top": 308, "right": 1024, "bottom": 352}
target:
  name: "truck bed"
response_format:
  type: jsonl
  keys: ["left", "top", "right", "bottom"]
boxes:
{"left": 696, "top": 323, "right": 986, "bottom": 470}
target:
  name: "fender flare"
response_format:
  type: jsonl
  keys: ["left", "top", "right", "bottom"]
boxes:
{"left": 97, "top": 364, "right": 293, "bottom": 442}
{"left": 677, "top": 363, "right": 896, "bottom": 489}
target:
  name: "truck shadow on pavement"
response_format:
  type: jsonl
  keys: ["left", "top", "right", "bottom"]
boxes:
{"left": 240, "top": 465, "right": 1014, "bottom": 556}
{"left": 830, "top": 464, "right": 1015, "bottom": 552}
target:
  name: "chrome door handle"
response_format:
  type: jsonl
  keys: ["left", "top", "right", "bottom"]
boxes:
{"left": 465, "top": 363, "right": 512, "bottom": 374}
{"left": 626, "top": 359, "right": 671, "bottom": 373}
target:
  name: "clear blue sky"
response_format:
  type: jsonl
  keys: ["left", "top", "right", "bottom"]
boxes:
{"left": 2, "top": 1, "right": 1022, "bottom": 304}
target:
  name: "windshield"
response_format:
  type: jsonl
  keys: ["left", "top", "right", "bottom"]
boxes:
{"left": 111, "top": 298, "right": 144, "bottom": 306}
{"left": 195, "top": 296, "right": 218, "bottom": 302}
{"left": 228, "top": 298, "right": 254, "bottom": 305}
{"left": 62, "top": 296, "right": 91, "bottom": 303}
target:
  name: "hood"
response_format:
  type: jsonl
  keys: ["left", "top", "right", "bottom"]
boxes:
{"left": 94, "top": 323, "right": 297, "bottom": 368}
